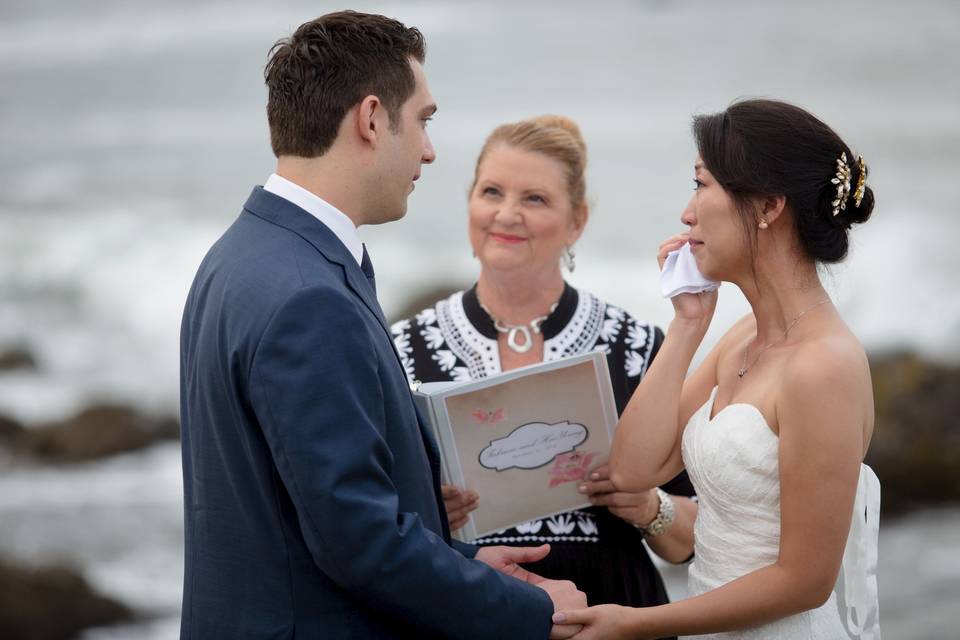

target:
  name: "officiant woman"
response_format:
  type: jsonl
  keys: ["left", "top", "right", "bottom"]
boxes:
{"left": 390, "top": 115, "right": 697, "bottom": 611}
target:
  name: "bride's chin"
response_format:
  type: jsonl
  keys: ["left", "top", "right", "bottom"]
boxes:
{"left": 694, "top": 258, "right": 718, "bottom": 281}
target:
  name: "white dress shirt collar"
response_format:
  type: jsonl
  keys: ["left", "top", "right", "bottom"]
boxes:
{"left": 262, "top": 173, "right": 363, "bottom": 266}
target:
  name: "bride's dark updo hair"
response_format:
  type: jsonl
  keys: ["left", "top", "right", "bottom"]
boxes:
{"left": 693, "top": 99, "right": 874, "bottom": 263}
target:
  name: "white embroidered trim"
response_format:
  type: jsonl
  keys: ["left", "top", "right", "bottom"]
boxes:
{"left": 477, "top": 535, "right": 599, "bottom": 544}
{"left": 436, "top": 291, "right": 500, "bottom": 379}
{"left": 395, "top": 286, "right": 656, "bottom": 386}
{"left": 544, "top": 288, "right": 605, "bottom": 360}
{"left": 389, "top": 319, "right": 416, "bottom": 382}
{"left": 623, "top": 315, "right": 656, "bottom": 379}
{"left": 475, "top": 511, "right": 599, "bottom": 543}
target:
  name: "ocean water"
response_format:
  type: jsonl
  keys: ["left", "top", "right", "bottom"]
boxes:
{"left": 1, "top": 0, "right": 958, "bottom": 638}
{"left": 1, "top": 0, "right": 959, "bottom": 421}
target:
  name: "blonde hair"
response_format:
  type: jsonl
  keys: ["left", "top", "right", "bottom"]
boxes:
{"left": 471, "top": 115, "right": 588, "bottom": 210}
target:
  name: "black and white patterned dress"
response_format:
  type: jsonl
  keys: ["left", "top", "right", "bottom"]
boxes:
{"left": 391, "top": 282, "right": 696, "bottom": 610}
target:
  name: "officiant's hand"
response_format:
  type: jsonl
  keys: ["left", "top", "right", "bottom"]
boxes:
{"left": 441, "top": 484, "right": 479, "bottom": 531}
{"left": 579, "top": 465, "right": 659, "bottom": 527}
{"left": 658, "top": 232, "right": 718, "bottom": 324}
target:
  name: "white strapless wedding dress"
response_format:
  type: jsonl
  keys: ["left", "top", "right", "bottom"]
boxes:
{"left": 681, "top": 386, "right": 881, "bottom": 639}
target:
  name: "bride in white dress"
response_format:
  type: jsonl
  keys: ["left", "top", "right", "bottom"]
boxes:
{"left": 551, "top": 99, "right": 880, "bottom": 640}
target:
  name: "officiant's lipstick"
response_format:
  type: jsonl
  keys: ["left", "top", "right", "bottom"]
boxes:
{"left": 490, "top": 232, "right": 526, "bottom": 244}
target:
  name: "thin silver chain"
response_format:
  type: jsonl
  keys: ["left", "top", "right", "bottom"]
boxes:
{"left": 738, "top": 299, "right": 831, "bottom": 377}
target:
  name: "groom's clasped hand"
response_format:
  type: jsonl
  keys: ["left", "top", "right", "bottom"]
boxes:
{"left": 475, "top": 544, "right": 586, "bottom": 639}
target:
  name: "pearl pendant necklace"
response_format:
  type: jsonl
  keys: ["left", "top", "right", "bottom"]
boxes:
{"left": 479, "top": 302, "right": 559, "bottom": 354}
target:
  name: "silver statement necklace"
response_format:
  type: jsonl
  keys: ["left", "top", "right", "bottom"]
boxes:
{"left": 479, "top": 301, "right": 559, "bottom": 354}
{"left": 738, "top": 299, "right": 831, "bottom": 378}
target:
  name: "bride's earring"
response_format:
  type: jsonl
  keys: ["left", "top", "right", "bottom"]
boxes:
{"left": 758, "top": 217, "right": 768, "bottom": 230}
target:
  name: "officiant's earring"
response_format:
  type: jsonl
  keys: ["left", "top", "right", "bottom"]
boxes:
{"left": 563, "top": 246, "right": 576, "bottom": 272}
{"left": 758, "top": 217, "right": 769, "bottom": 230}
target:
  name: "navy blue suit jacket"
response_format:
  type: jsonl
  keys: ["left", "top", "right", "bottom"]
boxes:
{"left": 179, "top": 187, "right": 553, "bottom": 638}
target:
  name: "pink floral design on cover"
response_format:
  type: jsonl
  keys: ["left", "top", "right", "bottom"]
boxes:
{"left": 470, "top": 408, "right": 506, "bottom": 425}
{"left": 548, "top": 451, "right": 597, "bottom": 487}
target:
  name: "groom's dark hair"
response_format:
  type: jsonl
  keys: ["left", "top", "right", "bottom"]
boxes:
{"left": 264, "top": 11, "right": 426, "bottom": 158}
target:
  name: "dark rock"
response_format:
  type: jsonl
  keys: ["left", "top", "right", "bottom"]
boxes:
{"left": 0, "top": 414, "right": 24, "bottom": 442}
{"left": 151, "top": 414, "right": 182, "bottom": 441}
{"left": 866, "top": 352, "right": 960, "bottom": 518}
{"left": 0, "top": 348, "right": 36, "bottom": 372}
{"left": 18, "top": 405, "right": 180, "bottom": 463}
{"left": 0, "top": 560, "right": 132, "bottom": 640}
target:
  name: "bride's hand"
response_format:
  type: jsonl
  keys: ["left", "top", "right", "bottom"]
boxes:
{"left": 552, "top": 604, "right": 640, "bottom": 640}
{"left": 579, "top": 465, "right": 659, "bottom": 527}
{"left": 657, "top": 233, "right": 718, "bottom": 324}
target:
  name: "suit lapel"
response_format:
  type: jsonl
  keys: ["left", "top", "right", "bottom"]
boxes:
{"left": 242, "top": 187, "right": 393, "bottom": 338}
{"left": 244, "top": 187, "right": 449, "bottom": 536}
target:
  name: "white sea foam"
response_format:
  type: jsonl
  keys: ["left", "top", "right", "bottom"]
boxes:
{"left": 0, "top": 196, "right": 954, "bottom": 426}
{"left": 0, "top": 443, "right": 184, "bottom": 613}
{"left": 0, "top": 201, "right": 224, "bottom": 422}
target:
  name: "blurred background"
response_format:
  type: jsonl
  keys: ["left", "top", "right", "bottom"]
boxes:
{"left": 1, "top": 0, "right": 957, "bottom": 638}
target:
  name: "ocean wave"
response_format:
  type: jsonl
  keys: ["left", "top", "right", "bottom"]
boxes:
{"left": 1, "top": 196, "right": 956, "bottom": 424}
{"left": 0, "top": 2, "right": 477, "bottom": 69}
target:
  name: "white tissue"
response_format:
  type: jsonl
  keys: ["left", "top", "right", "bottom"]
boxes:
{"left": 659, "top": 243, "right": 720, "bottom": 298}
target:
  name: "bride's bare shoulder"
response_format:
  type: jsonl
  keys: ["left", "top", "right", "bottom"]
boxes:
{"left": 782, "top": 330, "right": 873, "bottom": 421}
{"left": 791, "top": 329, "right": 869, "bottom": 378}
{"left": 779, "top": 329, "right": 874, "bottom": 453}
{"left": 785, "top": 329, "right": 864, "bottom": 386}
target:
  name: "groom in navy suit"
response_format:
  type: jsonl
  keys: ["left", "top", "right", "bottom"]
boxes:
{"left": 179, "top": 11, "right": 584, "bottom": 639}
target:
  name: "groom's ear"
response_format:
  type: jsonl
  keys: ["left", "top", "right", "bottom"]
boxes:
{"left": 355, "top": 95, "right": 382, "bottom": 148}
